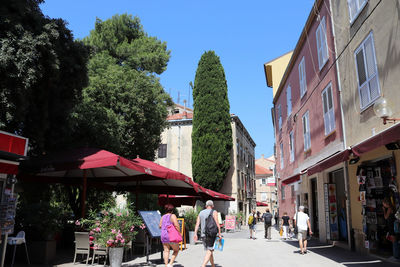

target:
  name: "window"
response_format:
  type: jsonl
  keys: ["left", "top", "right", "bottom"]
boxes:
{"left": 237, "top": 170, "right": 241, "bottom": 188}
{"left": 302, "top": 111, "right": 311, "bottom": 151}
{"left": 236, "top": 140, "right": 239, "bottom": 158}
{"left": 157, "top": 144, "right": 167, "bottom": 158}
{"left": 280, "top": 142, "right": 284, "bottom": 169}
{"left": 281, "top": 185, "right": 285, "bottom": 200}
{"left": 289, "top": 131, "right": 295, "bottom": 162}
{"left": 277, "top": 104, "right": 282, "bottom": 130}
{"left": 287, "top": 86, "right": 292, "bottom": 116}
{"left": 261, "top": 192, "right": 267, "bottom": 201}
{"left": 322, "top": 83, "right": 336, "bottom": 135}
{"left": 354, "top": 32, "right": 380, "bottom": 110}
{"left": 299, "top": 57, "right": 307, "bottom": 97}
{"left": 348, "top": 0, "right": 367, "bottom": 23}
{"left": 261, "top": 178, "right": 267, "bottom": 185}
{"left": 316, "top": 17, "right": 329, "bottom": 70}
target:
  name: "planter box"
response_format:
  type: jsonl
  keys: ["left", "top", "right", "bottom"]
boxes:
{"left": 28, "top": 240, "right": 56, "bottom": 264}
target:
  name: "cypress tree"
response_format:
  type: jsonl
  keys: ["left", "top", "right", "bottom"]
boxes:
{"left": 192, "top": 51, "right": 232, "bottom": 191}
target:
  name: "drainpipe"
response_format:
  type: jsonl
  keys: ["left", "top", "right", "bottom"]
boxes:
{"left": 329, "top": 0, "right": 351, "bottom": 249}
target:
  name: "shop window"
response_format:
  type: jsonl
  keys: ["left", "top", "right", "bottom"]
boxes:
{"left": 157, "top": 144, "right": 167, "bottom": 158}
{"left": 322, "top": 83, "right": 335, "bottom": 135}
{"left": 354, "top": 32, "right": 380, "bottom": 110}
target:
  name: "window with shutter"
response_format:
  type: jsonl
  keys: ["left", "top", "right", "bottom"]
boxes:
{"left": 277, "top": 104, "right": 282, "bottom": 129}
{"left": 302, "top": 112, "right": 311, "bottom": 151}
{"left": 287, "top": 86, "right": 292, "bottom": 116}
{"left": 261, "top": 192, "right": 267, "bottom": 201}
{"left": 289, "top": 131, "right": 294, "bottom": 162}
{"left": 299, "top": 57, "right": 306, "bottom": 97}
{"left": 316, "top": 17, "right": 329, "bottom": 70}
{"left": 348, "top": 0, "right": 368, "bottom": 23}
{"left": 322, "top": 83, "right": 335, "bottom": 135}
{"left": 354, "top": 32, "right": 380, "bottom": 110}
{"left": 280, "top": 142, "right": 284, "bottom": 169}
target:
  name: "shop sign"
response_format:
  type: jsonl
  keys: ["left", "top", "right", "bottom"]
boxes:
{"left": 225, "top": 215, "right": 236, "bottom": 230}
{"left": 324, "top": 184, "right": 330, "bottom": 240}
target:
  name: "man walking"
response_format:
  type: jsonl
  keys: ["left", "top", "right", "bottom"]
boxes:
{"left": 194, "top": 200, "right": 222, "bottom": 267}
{"left": 262, "top": 208, "right": 273, "bottom": 239}
{"left": 248, "top": 210, "right": 257, "bottom": 239}
{"left": 294, "top": 206, "right": 312, "bottom": 255}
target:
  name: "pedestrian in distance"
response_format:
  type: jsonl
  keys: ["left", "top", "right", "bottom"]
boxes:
{"left": 248, "top": 210, "right": 257, "bottom": 239}
{"left": 294, "top": 206, "right": 312, "bottom": 255}
{"left": 262, "top": 208, "right": 273, "bottom": 239}
{"left": 281, "top": 212, "right": 291, "bottom": 240}
{"left": 194, "top": 200, "right": 222, "bottom": 267}
{"left": 257, "top": 210, "right": 261, "bottom": 222}
{"left": 159, "top": 204, "right": 180, "bottom": 267}
{"left": 274, "top": 211, "right": 279, "bottom": 229}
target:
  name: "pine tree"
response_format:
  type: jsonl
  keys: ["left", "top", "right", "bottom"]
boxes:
{"left": 192, "top": 51, "right": 232, "bottom": 191}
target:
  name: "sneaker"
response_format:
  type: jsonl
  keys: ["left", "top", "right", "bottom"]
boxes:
{"left": 167, "top": 265, "right": 172, "bottom": 267}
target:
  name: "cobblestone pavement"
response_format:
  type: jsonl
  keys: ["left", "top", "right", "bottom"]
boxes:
{"left": 13, "top": 223, "right": 400, "bottom": 266}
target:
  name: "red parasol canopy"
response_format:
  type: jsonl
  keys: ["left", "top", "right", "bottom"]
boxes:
{"left": 256, "top": 201, "right": 268, "bottom": 207}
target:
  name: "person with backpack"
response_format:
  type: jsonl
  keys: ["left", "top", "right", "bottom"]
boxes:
{"left": 262, "top": 208, "right": 273, "bottom": 239}
{"left": 194, "top": 200, "right": 222, "bottom": 267}
{"left": 248, "top": 210, "right": 257, "bottom": 239}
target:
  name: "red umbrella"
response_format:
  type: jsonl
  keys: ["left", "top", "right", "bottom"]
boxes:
{"left": 257, "top": 201, "right": 268, "bottom": 207}
{"left": 19, "top": 148, "right": 199, "bottom": 217}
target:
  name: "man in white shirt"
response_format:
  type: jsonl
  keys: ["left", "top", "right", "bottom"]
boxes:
{"left": 294, "top": 205, "right": 313, "bottom": 255}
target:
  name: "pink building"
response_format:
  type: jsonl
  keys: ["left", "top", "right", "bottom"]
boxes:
{"left": 268, "top": 0, "right": 348, "bottom": 243}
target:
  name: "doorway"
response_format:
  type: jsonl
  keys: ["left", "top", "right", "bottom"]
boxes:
{"left": 311, "top": 178, "right": 319, "bottom": 237}
{"left": 329, "top": 169, "right": 348, "bottom": 242}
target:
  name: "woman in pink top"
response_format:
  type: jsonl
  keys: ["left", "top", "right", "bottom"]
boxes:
{"left": 159, "top": 204, "right": 180, "bottom": 267}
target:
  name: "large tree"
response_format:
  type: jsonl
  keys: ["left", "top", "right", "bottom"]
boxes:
{"left": 0, "top": 0, "right": 88, "bottom": 155}
{"left": 192, "top": 51, "right": 232, "bottom": 191}
{"left": 72, "top": 14, "right": 173, "bottom": 160}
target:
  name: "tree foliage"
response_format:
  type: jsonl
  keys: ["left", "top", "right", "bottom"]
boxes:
{"left": 72, "top": 14, "right": 173, "bottom": 159}
{"left": 192, "top": 51, "right": 232, "bottom": 191}
{"left": 0, "top": 0, "right": 89, "bottom": 155}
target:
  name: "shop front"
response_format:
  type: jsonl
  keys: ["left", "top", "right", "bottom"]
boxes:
{"left": 348, "top": 124, "right": 400, "bottom": 256}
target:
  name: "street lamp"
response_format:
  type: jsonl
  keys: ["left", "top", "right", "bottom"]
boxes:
{"left": 373, "top": 97, "right": 400, "bottom": 124}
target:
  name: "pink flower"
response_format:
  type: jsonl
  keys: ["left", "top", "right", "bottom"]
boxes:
{"left": 107, "top": 239, "right": 114, "bottom": 246}
{"left": 95, "top": 227, "right": 101, "bottom": 232}
{"left": 95, "top": 221, "right": 100, "bottom": 226}
{"left": 130, "top": 226, "right": 135, "bottom": 232}
{"left": 111, "top": 229, "right": 116, "bottom": 234}
{"left": 117, "top": 212, "right": 122, "bottom": 217}
{"left": 121, "top": 239, "right": 125, "bottom": 244}
{"left": 93, "top": 244, "right": 99, "bottom": 250}
{"left": 89, "top": 231, "right": 94, "bottom": 235}
{"left": 75, "top": 220, "right": 80, "bottom": 226}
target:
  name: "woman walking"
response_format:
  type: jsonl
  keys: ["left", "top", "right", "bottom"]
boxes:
{"left": 281, "top": 212, "right": 291, "bottom": 240}
{"left": 159, "top": 204, "right": 180, "bottom": 267}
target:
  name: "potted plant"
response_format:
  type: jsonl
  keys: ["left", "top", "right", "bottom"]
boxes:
{"left": 183, "top": 208, "right": 199, "bottom": 245}
{"left": 80, "top": 202, "right": 143, "bottom": 267}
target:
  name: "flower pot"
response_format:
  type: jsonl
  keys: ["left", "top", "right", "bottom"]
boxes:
{"left": 109, "top": 247, "right": 124, "bottom": 267}
{"left": 188, "top": 231, "right": 195, "bottom": 245}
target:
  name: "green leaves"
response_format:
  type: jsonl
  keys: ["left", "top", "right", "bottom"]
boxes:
{"left": 74, "top": 14, "right": 172, "bottom": 160}
{"left": 192, "top": 51, "right": 232, "bottom": 191}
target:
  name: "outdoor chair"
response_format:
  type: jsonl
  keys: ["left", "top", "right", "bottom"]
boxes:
{"left": 8, "top": 231, "right": 30, "bottom": 267}
{"left": 73, "top": 232, "right": 90, "bottom": 265}
{"left": 92, "top": 245, "right": 108, "bottom": 266}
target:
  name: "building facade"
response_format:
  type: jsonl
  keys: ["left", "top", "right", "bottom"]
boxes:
{"left": 268, "top": 0, "right": 348, "bottom": 244}
{"left": 155, "top": 105, "right": 256, "bottom": 219}
{"left": 255, "top": 155, "right": 277, "bottom": 216}
{"left": 330, "top": 0, "right": 400, "bottom": 255}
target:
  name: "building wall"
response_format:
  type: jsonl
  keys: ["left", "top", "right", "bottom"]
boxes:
{"left": 265, "top": 51, "right": 294, "bottom": 97}
{"left": 330, "top": 0, "right": 400, "bottom": 148}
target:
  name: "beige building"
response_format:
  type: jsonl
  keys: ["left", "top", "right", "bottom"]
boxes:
{"left": 330, "top": 0, "right": 400, "bottom": 255}
{"left": 155, "top": 104, "right": 256, "bottom": 218}
{"left": 255, "top": 155, "right": 277, "bottom": 216}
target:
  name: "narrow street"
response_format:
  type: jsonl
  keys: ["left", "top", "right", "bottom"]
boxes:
{"left": 50, "top": 223, "right": 398, "bottom": 267}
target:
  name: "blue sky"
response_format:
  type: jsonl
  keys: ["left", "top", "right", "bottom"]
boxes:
{"left": 40, "top": 0, "right": 314, "bottom": 159}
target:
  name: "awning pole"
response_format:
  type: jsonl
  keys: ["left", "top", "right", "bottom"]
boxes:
{"left": 81, "top": 169, "right": 87, "bottom": 218}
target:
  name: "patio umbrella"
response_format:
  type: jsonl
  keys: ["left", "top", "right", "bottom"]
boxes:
{"left": 18, "top": 148, "right": 198, "bottom": 217}
{"left": 256, "top": 201, "right": 268, "bottom": 207}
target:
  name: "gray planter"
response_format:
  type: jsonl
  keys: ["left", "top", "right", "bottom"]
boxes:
{"left": 188, "top": 231, "right": 196, "bottom": 245}
{"left": 109, "top": 247, "right": 124, "bottom": 267}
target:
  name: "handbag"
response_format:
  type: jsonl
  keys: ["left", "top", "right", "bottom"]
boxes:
{"left": 167, "top": 224, "right": 182, "bottom": 243}
{"left": 279, "top": 227, "right": 283, "bottom": 236}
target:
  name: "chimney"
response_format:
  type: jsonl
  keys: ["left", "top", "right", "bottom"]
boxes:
{"left": 183, "top": 100, "right": 187, "bottom": 119}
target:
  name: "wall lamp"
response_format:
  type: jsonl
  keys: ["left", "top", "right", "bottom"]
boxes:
{"left": 373, "top": 97, "right": 400, "bottom": 125}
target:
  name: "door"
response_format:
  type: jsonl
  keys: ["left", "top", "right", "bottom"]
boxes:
{"left": 311, "top": 178, "right": 319, "bottom": 237}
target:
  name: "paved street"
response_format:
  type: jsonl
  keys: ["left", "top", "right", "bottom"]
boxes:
{"left": 49, "top": 223, "right": 399, "bottom": 267}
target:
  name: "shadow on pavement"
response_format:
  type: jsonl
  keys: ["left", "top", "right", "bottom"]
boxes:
{"left": 284, "top": 238, "right": 399, "bottom": 266}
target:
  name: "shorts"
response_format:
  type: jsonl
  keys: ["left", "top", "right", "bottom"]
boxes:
{"left": 202, "top": 236, "right": 215, "bottom": 251}
{"left": 249, "top": 224, "right": 256, "bottom": 230}
{"left": 298, "top": 230, "right": 307, "bottom": 240}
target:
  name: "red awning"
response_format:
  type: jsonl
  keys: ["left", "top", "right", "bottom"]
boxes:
{"left": 281, "top": 173, "right": 300, "bottom": 185}
{"left": 0, "top": 131, "right": 28, "bottom": 156}
{"left": 256, "top": 201, "right": 268, "bottom": 207}
{"left": 307, "top": 149, "right": 351, "bottom": 176}
{"left": 351, "top": 123, "right": 400, "bottom": 156}
{"left": 0, "top": 160, "right": 19, "bottom": 175}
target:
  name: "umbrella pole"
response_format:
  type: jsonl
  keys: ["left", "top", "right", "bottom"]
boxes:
{"left": 81, "top": 169, "right": 87, "bottom": 218}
